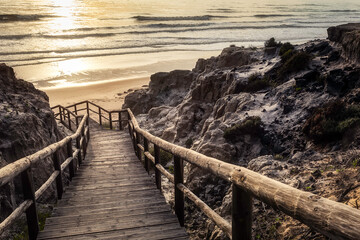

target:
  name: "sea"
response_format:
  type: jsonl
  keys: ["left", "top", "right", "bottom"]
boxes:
{"left": 0, "top": 0, "right": 359, "bottom": 89}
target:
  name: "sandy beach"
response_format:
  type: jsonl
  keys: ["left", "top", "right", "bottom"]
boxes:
{"left": 45, "top": 77, "right": 150, "bottom": 111}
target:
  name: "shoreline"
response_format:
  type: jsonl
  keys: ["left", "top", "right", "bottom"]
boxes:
{"left": 44, "top": 76, "right": 150, "bottom": 111}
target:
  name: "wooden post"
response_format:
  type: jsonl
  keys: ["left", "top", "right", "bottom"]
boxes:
{"left": 76, "top": 135, "right": 83, "bottom": 165}
{"left": 67, "top": 139, "right": 75, "bottom": 179}
{"left": 232, "top": 184, "right": 252, "bottom": 240}
{"left": 135, "top": 132, "right": 141, "bottom": 160}
{"left": 99, "top": 107, "right": 102, "bottom": 126}
{"left": 21, "top": 168, "right": 39, "bottom": 240}
{"left": 154, "top": 145, "right": 161, "bottom": 190}
{"left": 59, "top": 106, "right": 63, "bottom": 123}
{"left": 86, "top": 117, "right": 90, "bottom": 142}
{"left": 67, "top": 110, "right": 72, "bottom": 131}
{"left": 74, "top": 104, "right": 77, "bottom": 115}
{"left": 118, "top": 112, "right": 123, "bottom": 130}
{"left": 53, "top": 150, "right": 64, "bottom": 199}
{"left": 144, "top": 137, "right": 149, "bottom": 173}
{"left": 81, "top": 126, "right": 87, "bottom": 158}
{"left": 174, "top": 155, "right": 184, "bottom": 226}
{"left": 109, "top": 112, "right": 113, "bottom": 130}
{"left": 128, "top": 122, "right": 136, "bottom": 152}
{"left": 86, "top": 101, "right": 90, "bottom": 117}
{"left": 75, "top": 116, "right": 79, "bottom": 129}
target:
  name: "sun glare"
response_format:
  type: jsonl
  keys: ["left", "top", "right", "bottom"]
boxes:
{"left": 47, "top": 0, "right": 80, "bottom": 31}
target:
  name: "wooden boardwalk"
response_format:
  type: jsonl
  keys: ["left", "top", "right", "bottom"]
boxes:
{"left": 37, "top": 122, "right": 188, "bottom": 240}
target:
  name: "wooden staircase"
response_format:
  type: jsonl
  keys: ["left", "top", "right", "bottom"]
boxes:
{"left": 37, "top": 120, "right": 187, "bottom": 239}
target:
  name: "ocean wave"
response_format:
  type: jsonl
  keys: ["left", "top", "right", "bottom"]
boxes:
{"left": 253, "top": 14, "right": 295, "bottom": 18}
{"left": 42, "top": 33, "right": 117, "bottom": 39}
{"left": 128, "top": 24, "right": 321, "bottom": 34}
{"left": 0, "top": 23, "right": 321, "bottom": 41}
{"left": 142, "top": 23, "right": 211, "bottom": 28}
{"left": 329, "top": 10, "right": 358, "bottom": 12}
{"left": 0, "top": 14, "right": 56, "bottom": 22}
{"left": 133, "top": 15, "right": 225, "bottom": 21}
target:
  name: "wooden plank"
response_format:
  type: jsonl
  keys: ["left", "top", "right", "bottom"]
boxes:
{"left": 38, "top": 114, "right": 187, "bottom": 240}
{"left": 44, "top": 210, "right": 176, "bottom": 229}
{"left": 52, "top": 198, "right": 167, "bottom": 216}
{"left": 44, "top": 222, "right": 186, "bottom": 240}
{"left": 38, "top": 214, "right": 179, "bottom": 239}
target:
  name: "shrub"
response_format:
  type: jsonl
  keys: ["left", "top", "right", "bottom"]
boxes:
{"left": 280, "top": 49, "right": 294, "bottom": 63}
{"left": 264, "top": 37, "right": 281, "bottom": 48}
{"left": 224, "top": 116, "right": 263, "bottom": 142}
{"left": 244, "top": 73, "right": 271, "bottom": 92}
{"left": 303, "top": 100, "right": 360, "bottom": 143}
{"left": 279, "top": 42, "right": 294, "bottom": 56}
{"left": 278, "top": 51, "right": 312, "bottom": 78}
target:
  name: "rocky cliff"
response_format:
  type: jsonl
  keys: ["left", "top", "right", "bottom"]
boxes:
{"left": 0, "top": 64, "right": 64, "bottom": 237}
{"left": 328, "top": 23, "right": 360, "bottom": 63}
{"left": 124, "top": 24, "right": 360, "bottom": 240}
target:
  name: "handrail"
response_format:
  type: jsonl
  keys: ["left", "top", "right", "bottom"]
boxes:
{"left": 0, "top": 106, "right": 90, "bottom": 240}
{"left": 63, "top": 100, "right": 360, "bottom": 239}
{"left": 124, "top": 108, "right": 360, "bottom": 239}
{"left": 3, "top": 99, "right": 360, "bottom": 240}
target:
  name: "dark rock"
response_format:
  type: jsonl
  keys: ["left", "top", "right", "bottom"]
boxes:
{"left": 0, "top": 64, "right": 64, "bottom": 224}
{"left": 328, "top": 23, "right": 360, "bottom": 63}
{"left": 325, "top": 69, "right": 345, "bottom": 95}
{"left": 295, "top": 70, "right": 319, "bottom": 87}
{"left": 327, "top": 51, "right": 341, "bottom": 63}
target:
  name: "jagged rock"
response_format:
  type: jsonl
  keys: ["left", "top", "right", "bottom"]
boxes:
{"left": 328, "top": 23, "right": 360, "bottom": 63}
{"left": 123, "top": 70, "right": 194, "bottom": 115}
{"left": 0, "top": 64, "right": 64, "bottom": 223}
{"left": 123, "top": 23, "right": 360, "bottom": 240}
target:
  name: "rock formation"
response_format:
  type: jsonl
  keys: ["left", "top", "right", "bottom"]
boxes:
{"left": 124, "top": 24, "right": 360, "bottom": 239}
{"left": 328, "top": 23, "right": 360, "bottom": 63}
{"left": 0, "top": 64, "right": 64, "bottom": 236}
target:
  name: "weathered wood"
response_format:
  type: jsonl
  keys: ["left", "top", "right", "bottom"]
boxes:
{"left": 154, "top": 144, "right": 161, "bottom": 190}
{"left": 126, "top": 108, "right": 360, "bottom": 240}
{"left": 67, "top": 110, "right": 72, "bottom": 131}
{"left": 0, "top": 200, "right": 32, "bottom": 236}
{"left": 81, "top": 126, "right": 87, "bottom": 158}
{"left": 66, "top": 139, "right": 75, "bottom": 178}
{"left": 155, "top": 164, "right": 174, "bottom": 183}
{"left": 144, "top": 137, "right": 150, "bottom": 173}
{"left": 178, "top": 183, "right": 232, "bottom": 237}
{"left": 37, "top": 119, "right": 186, "bottom": 240}
{"left": 52, "top": 150, "right": 64, "bottom": 199}
{"left": 174, "top": 155, "right": 184, "bottom": 226}
{"left": 109, "top": 112, "right": 113, "bottom": 129}
{"left": 35, "top": 171, "right": 59, "bottom": 200}
{"left": 86, "top": 101, "right": 90, "bottom": 117}
{"left": 21, "top": 168, "right": 39, "bottom": 240}
{"left": 76, "top": 135, "right": 82, "bottom": 165}
{"left": 98, "top": 107, "right": 102, "bottom": 125}
{"left": 232, "top": 184, "right": 252, "bottom": 240}
{"left": 118, "top": 111, "right": 123, "bottom": 130}
{"left": 39, "top": 222, "right": 186, "bottom": 240}
{"left": 135, "top": 132, "right": 141, "bottom": 160}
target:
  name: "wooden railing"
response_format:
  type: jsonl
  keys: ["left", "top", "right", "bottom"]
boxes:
{"left": 60, "top": 100, "right": 125, "bottom": 130}
{"left": 64, "top": 101, "right": 360, "bottom": 239}
{"left": 124, "top": 109, "right": 360, "bottom": 240}
{"left": 1, "top": 100, "right": 360, "bottom": 240}
{"left": 0, "top": 107, "right": 90, "bottom": 240}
